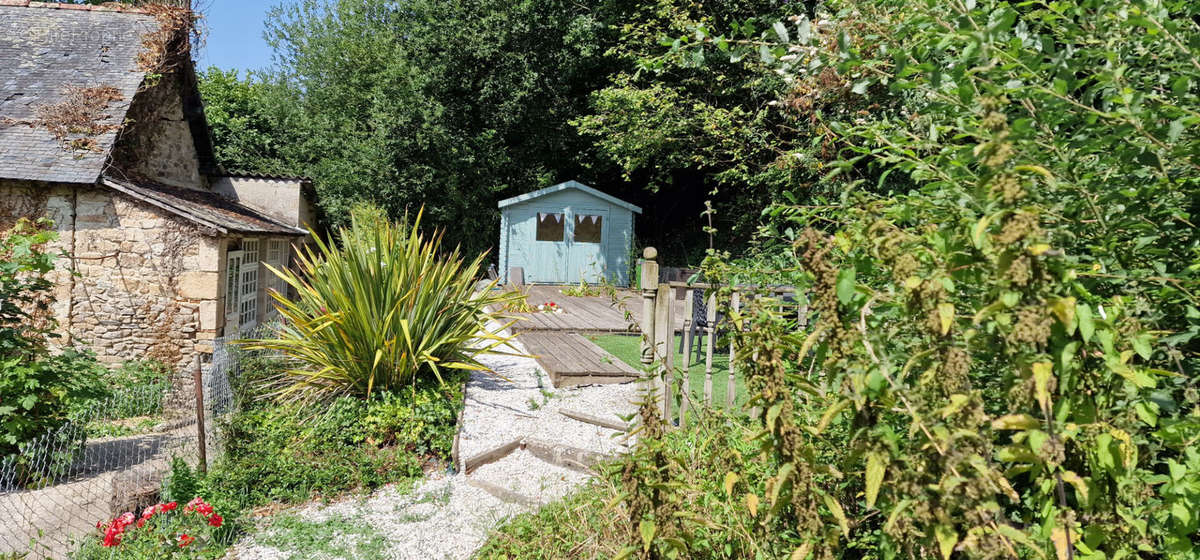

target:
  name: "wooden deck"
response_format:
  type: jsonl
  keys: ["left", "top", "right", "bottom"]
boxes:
{"left": 506, "top": 285, "right": 686, "bottom": 333}
{"left": 493, "top": 285, "right": 691, "bottom": 387}
{"left": 518, "top": 332, "right": 640, "bottom": 387}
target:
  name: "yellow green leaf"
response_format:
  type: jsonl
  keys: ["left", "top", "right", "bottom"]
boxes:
{"left": 991, "top": 414, "right": 1041, "bottom": 430}
{"left": 972, "top": 214, "right": 993, "bottom": 249}
{"left": 1051, "top": 526, "right": 1071, "bottom": 560}
{"left": 724, "top": 472, "right": 739, "bottom": 497}
{"left": 823, "top": 494, "right": 849, "bottom": 537}
{"left": 865, "top": 452, "right": 886, "bottom": 509}
{"left": 1048, "top": 297, "right": 1076, "bottom": 335}
{"left": 816, "top": 399, "right": 851, "bottom": 435}
{"left": 769, "top": 463, "right": 795, "bottom": 506}
{"left": 746, "top": 493, "right": 759, "bottom": 517}
{"left": 766, "top": 403, "right": 783, "bottom": 432}
{"left": 1029, "top": 243, "right": 1052, "bottom": 256}
{"left": 938, "top": 302, "right": 955, "bottom": 335}
{"left": 935, "top": 524, "right": 958, "bottom": 560}
{"left": 1032, "top": 362, "right": 1053, "bottom": 413}
{"left": 639, "top": 520, "right": 656, "bottom": 554}
{"left": 1059, "top": 470, "right": 1089, "bottom": 506}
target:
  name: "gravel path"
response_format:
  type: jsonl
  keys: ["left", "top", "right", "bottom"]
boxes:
{"left": 227, "top": 332, "right": 642, "bottom": 560}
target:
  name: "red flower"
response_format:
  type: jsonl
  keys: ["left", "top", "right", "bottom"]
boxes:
{"left": 101, "top": 524, "right": 124, "bottom": 547}
{"left": 207, "top": 514, "right": 223, "bottom": 528}
{"left": 102, "top": 531, "right": 121, "bottom": 547}
{"left": 142, "top": 505, "right": 157, "bottom": 520}
{"left": 162, "top": 501, "right": 178, "bottom": 512}
{"left": 185, "top": 496, "right": 215, "bottom": 518}
{"left": 177, "top": 534, "right": 195, "bottom": 548}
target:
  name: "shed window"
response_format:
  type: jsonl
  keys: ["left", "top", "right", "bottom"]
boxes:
{"left": 574, "top": 215, "right": 603, "bottom": 243}
{"left": 536, "top": 212, "right": 564, "bottom": 241}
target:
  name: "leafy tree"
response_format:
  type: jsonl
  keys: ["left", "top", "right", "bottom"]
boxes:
{"left": 483, "top": 0, "right": 1200, "bottom": 558}
{"left": 196, "top": 68, "right": 292, "bottom": 175}
{"left": 254, "top": 0, "right": 616, "bottom": 256}
{"left": 574, "top": 0, "right": 838, "bottom": 259}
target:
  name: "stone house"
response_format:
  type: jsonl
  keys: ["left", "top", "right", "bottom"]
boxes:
{"left": 0, "top": 2, "right": 313, "bottom": 370}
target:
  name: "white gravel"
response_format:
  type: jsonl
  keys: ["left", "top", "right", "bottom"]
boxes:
{"left": 457, "top": 336, "right": 640, "bottom": 461}
{"left": 227, "top": 331, "right": 642, "bottom": 560}
{"left": 469, "top": 450, "right": 590, "bottom": 503}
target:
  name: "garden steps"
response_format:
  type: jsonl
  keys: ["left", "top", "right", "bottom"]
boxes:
{"left": 231, "top": 325, "right": 644, "bottom": 559}
{"left": 558, "top": 408, "right": 632, "bottom": 432}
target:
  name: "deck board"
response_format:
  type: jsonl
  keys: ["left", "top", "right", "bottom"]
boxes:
{"left": 519, "top": 331, "right": 640, "bottom": 387}
{"left": 506, "top": 285, "right": 685, "bottom": 334}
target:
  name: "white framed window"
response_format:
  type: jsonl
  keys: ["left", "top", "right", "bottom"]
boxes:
{"left": 265, "top": 239, "right": 289, "bottom": 320}
{"left": 237, "top": 238, "right": 259, "bottom": 335}
{"left": 224, "top": 251, "right": 242, "bottom": 317}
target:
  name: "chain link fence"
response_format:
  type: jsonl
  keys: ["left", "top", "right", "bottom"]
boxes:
{"left": 0, "top": 338, "right": 239, "bottom": 560}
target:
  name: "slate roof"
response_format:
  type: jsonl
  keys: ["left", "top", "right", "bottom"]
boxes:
{"left": 102, "top": 177, "right": 308, "bottom": 237}
{"left": 0, "top": 3, "right": 156, "bottom": 183}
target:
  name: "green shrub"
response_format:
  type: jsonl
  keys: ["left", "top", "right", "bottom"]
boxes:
{"left": 502, "top": 1, "right": 1200, "bottom": 558}
{"left": 240, "top": 207, "right": 521, "bottom": 405}
{"left": 0, "top": 218, "right": 107, "bottom": 483}
{"left": 202, "top": 354, "right": 461, "bottom": 510}
{"left": 205, "top": 404, "right": 424, "bottom": 509}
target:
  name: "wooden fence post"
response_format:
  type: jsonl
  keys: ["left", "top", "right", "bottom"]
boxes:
{"left": 728, "top": 291, "right": 740, "bottom": 409}
{"left": 703, "top": 292, "right": 716, "bottom": 406}
{"left": 654, "top": 283, "right": 673, "bottom": 423}
{"left": 193, "top": 355, "right": 207, "bottom": 474}
{"left": 639, "top": 247, "right": 659, "bottom": 368}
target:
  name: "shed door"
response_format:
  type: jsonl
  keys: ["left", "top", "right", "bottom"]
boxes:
{"left": 531, "top": 208, "right": 569, "bottom": 283}
{"left": 567, "top": 208, "right": 609, "bottom": 284}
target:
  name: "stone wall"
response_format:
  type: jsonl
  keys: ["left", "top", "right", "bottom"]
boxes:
{"left": 0, "top": 180, "right": 76, "bottom": 335}
{"left": 108, "top": 71, "right": 205, "bottom": 191}
{"left": 0, "top": 180, "right": 220, "bottom": 372}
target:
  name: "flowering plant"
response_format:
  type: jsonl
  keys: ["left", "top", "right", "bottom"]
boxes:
{"left": 83, "top": 497, "right": 226, "bottom": 558}
{"left": 536, "top": 301, "right": 564, "bottom": 314}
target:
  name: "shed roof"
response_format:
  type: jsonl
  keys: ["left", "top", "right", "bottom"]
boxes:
{"left": 498, "top": 180, "right": 642, "bottom": 213}
{"left": 102, "top": 177, "right": 307, "bottom": 237}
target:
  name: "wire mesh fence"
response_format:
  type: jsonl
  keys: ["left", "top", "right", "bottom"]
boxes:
{"left": 0, "top": 337, "right": 238, "bottom": 560}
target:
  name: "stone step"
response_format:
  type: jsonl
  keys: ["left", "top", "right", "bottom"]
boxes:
{"left": 557, "top": 408, "right": 632, "bottom": 432}
{"left": 467, "top": 449, "right": 590, "bottom": 507}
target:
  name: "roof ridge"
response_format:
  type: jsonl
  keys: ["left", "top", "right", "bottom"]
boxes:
{"left": 0, "top": 1, "right": 152, "bottom": 14}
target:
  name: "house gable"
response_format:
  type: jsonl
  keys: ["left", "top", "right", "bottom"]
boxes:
{"left": 108, "top": 65, "right": 214, "bottom": 191}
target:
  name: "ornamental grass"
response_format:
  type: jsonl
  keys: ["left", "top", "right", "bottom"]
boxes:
{"left": 241, "top": 208, "right": 521, "bottom": 405}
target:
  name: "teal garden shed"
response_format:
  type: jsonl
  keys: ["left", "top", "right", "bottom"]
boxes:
{"left": 498, "top": 180, "right": 642, "bottom": 286}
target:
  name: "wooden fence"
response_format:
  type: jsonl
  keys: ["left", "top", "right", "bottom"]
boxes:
{"left": 638, "top": 247, "right": 808, "bottom": 428}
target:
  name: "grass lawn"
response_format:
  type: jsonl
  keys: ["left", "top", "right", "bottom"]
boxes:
{"left": 587, "top": 334, "right": 748, "bottom": 408}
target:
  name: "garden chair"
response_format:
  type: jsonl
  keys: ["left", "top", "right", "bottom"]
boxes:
{"left": 679, "top": 288, "right": 721, "bottom": 365}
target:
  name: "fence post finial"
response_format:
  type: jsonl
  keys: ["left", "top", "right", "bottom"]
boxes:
{"left": 639, "top": 247, "right": 659, "bottom": 367}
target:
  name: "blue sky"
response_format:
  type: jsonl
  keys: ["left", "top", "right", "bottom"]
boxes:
{"left": 196, "top": 0, "right": 278, "bottom": 74}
